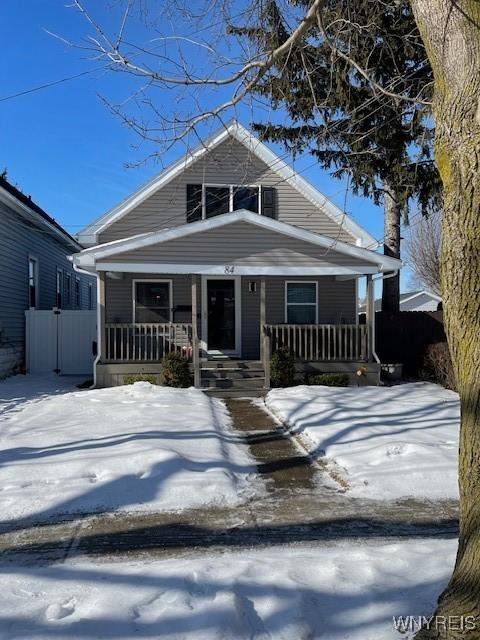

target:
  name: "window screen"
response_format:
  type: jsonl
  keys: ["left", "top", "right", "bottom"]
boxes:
{"left": 205, "top": 186, "right": 230, "bottom": 218}
{"left": 233, "top": 186, "right": 259, "bottom": 212}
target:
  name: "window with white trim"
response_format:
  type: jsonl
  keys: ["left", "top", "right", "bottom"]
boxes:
{"left": 75, "top": 277, "right": 81, "bottom": 308}
{"left": 65, "top": 273, "right": 72, "bottom": 307}
{"left": 134, "top": 280, "right": 172, "bottom": 323}
{"left": 56, "top": 269, "right": 63, "bottom": 308}
{"left": 88, "top": 282, "right": 93, "bottom": 310}
{"left": 28, "top": 256, "right": 38, "bottom": 308}
{"left": 285, "top": 282, "right": 318, "bottom": 324}
{"left": 186, "top": 184, "right": 275, "bottom": 222}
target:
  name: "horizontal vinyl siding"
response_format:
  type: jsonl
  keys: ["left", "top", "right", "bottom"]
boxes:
{"left": 99, "top": 138, "right": 356, "bottom": 244}
{"left": 105, "top": 222, "right": 370, "bottom": 268}
{"left": 0, "top": 203, "right": 96, "bottom": 359}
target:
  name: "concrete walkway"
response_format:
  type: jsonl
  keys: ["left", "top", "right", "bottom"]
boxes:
{"left": 0, "top": 399, "right": 458, "bottom": 564}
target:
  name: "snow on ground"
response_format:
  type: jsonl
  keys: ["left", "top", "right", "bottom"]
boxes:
{"left": 0, "top": 375, "right": 260, "bottom": 521}
{"left": 266, "top": 382, "right": 460, "bottom": 500}
{"left": 0, "top": 538, "right": 456, "bottom": 640}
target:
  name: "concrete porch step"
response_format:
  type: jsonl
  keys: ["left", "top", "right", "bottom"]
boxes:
{"left": 201, "top": 369, "right": 264, "bottom": 381}
{"left": 201, "top": 360, "right": 263, "bottom": 371}
{"left": 201, "top": 376, "right": 265, "bottom": 390}
{"left": 203, "top": 388, "right": 267, "bottom": 398}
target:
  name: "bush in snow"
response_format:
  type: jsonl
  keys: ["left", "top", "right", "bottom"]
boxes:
{"left": 307, "top": 373, "right": 349, "bottom": 387}
{"left": 270, "top": 348, "right": 295, "bottom": 388}
{"left": 123, "top": 374, "right": 158, "bottom": 385}
{"left": 421, "top": 342, "right": 456, "bottom": 390}
{"left": 162, "top": 352, "right": 192, "bottom": 387}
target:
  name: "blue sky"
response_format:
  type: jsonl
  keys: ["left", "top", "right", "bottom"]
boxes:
{"left": 1, "top": 1, "right": 411, "bottom": 293}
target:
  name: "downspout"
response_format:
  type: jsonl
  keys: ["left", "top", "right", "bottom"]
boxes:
{"left": 72, "top": 260, "right": 101, "bottom": 388}
{"left": 370, "top": 269, "right": 399, "bottom": 364}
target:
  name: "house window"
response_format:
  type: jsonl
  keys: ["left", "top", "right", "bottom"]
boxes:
{"left": 56, "top": 269, "right": 63, "bottom": 308}
{"left": 134, "top": 280, "right": 172, "bottom": 323}
{"left": 186, "top": 184, "right": 272, "bottom": 222}
{"left": 88, "top": 283, "right": 93, "bottom": 310}
{"left": 65, "top": 273, "right": 72, "bottom": 307}
{"left": 285, "top": 282, "right": 318, "bottom": 324}
{"left": 75, "top": 277, "right": 81, "bottom": 308}
{"left": 28, "top": 256, "right": 38, "bottom": 308}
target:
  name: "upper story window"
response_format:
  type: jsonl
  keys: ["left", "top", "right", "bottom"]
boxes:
{"left": 28, "top": 256, "right": 38, "bottom": 308}
{"left": 186, "top": 184, "right": 275, "bottom": 223}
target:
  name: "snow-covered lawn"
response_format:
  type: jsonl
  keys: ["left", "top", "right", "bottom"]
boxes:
{"left": 267, "top": 382, "right": 460, "bottom": 500}
{"left": 0, "top": 375, "right": 260, "bottom": 521}
{"left": 0, "top": 538, "right": 456, "bottom": 640}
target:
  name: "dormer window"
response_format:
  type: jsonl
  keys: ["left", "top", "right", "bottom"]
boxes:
{"left": 186, "top": 184, "right": 275, "bottom": 223}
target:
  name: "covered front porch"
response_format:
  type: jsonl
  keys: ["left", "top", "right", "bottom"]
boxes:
{"left": 73, "top": 209, "right": 400, "bottom": 390}
{"left": 96, "top": 272, "right": 377, "bottom": 390}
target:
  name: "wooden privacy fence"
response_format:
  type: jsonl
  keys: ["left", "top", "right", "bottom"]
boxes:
{"left": 365, "top": 311, "right": 445, "bottom": 374}
{"left": 264, "top": 324, "right": 369, "bottom": 361}
{"left": 105, "top": 323, "right": 193, "bottom": 362}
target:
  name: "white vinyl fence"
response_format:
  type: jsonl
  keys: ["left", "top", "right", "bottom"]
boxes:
{"left": 25, "top": 309, "right": 97, "bottom": 375}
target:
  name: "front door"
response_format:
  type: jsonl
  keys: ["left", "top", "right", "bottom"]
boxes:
{"left": 203, "top": 277, "right": 240, "bottom": 355}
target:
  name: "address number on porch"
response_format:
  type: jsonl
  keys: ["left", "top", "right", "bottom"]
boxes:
{"left": 224, "top": 265, "right": 235, "bottom": 274}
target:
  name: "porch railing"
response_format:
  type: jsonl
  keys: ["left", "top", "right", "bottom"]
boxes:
{"left": 104, "top": 323, "right": 193, "bottom": 362}
{"left": 263, "top": 324, "right": 369, "bottom": 362}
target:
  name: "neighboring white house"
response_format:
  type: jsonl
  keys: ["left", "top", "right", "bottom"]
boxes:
{"left": 359, "top": 290, "right": 442, "bottom": 313}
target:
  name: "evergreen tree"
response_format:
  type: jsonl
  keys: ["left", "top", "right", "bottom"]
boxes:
{"left": 231, "top": 0, "right": 441, "bottom": 311}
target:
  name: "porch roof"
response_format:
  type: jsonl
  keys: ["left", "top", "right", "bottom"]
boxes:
{"left": 73, "top": 209, "right": 402, "bottom": 276}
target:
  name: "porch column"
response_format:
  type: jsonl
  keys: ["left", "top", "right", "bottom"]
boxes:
{"left": 98, "top": 271, "right": 106, "bottom": 362}
{"left": 260, "top": 276, "right": 270, "bottom": 388}
{"left": 191, "top": 275, "right": 201, "bottom": 388}
{"left": 365, "top": 274, "right": 375, "bottom": 362}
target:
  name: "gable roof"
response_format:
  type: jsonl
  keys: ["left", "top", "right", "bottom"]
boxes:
{"left": 0, "top": 176, "right": 81, "bottom": 251}
{"left": 74, "top": 209, "right": 400, "bottom": 274}
{"left": 76, "top": 120, "right": 378, "bottom": 249}
{"left": 359, "top": 289, "right": 442, "bottom": 312}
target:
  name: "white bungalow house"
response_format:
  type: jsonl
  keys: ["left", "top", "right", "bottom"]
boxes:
{"left": 73, "top": 121, "right": 401, "bottom": 393}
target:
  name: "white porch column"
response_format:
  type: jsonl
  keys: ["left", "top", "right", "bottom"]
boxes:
{"left": 191, "top": 274, "right": 200, "bottom": 388}
{"left": 98, "top": 271, "right": 106, "bottom": 362}
{"left": 365, "top": 274, "right": 375, "bottom": 362}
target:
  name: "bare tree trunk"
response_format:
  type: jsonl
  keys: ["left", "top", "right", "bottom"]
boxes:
{"left": 382, "top": 180, "right": 401, "bottom": 312}
{"left": 410, "top": 1, "right": 480, "bottom": 637}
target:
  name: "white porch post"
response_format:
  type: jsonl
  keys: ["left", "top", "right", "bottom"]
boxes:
{"left": 260, "top": 276, "right": 270, "bottom": 388}
{"left": 365, "top": 274, "right": 375, "bottom": 362}
{"left": 191, "top": 274, "right": 200, "bottom": 388}
{"left": 98, "top": 271, "right": 106, "bottom": 362}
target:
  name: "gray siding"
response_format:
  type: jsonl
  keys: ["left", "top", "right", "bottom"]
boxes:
{"left": 99, "top": 138, "right": 356, "bottom": 244}
{"left": 105, "top": 274, "right": 356, "bottom": 359}
{"left": 0, "top": 201, "right": 96, "bottom": 374}
{"left": 103, "top": 222, "right": 371, "bottom": 269}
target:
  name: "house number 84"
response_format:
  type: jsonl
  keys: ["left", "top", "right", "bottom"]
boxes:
{"left": 224, "top": 265, "right": 235, "bottom": 274}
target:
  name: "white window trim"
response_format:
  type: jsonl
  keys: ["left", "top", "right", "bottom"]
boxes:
{"left": 132, "top": 278, "right": 173, "bottom": 324}
{"left": 56, "top": 268, "right": 63, "bottom": 309}
{"left": 88, "top": 282, "right": 94, "bottom": 310}
{"left": 65, "top": 272, "right": 72, "bottom": 307}
{"left": 201, "top": 184, "right": 261, "bottom": 219}
{"left": 74, "top": 276, "right": 81, "bottom": 308}
{"left": 284, "top": 280, "right": 319, "bottom": 324}
{"left": 28, "top": 255, "right": 39, "bottom": 309}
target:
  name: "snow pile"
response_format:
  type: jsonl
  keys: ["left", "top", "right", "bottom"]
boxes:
{"left": 0, "top": 375, "right": 260, "bottom": 520}
{"left": 0, "top": 539, "right": 456, "bottom": 639}
{"left": 267, "top": 382, "right": 460, "bottom": 500}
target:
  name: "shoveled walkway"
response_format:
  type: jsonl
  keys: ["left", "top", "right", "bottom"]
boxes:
{"left": 0, "top": 398, "right": 458, "bottom": 564}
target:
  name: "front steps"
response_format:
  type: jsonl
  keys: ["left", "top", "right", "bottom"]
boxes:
{"left": 201, "top": 360, "right": 266, "bottom": 397}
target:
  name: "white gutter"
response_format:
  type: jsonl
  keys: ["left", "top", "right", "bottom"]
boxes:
{"left": 72, "top": 262, "right": 101, "bottom": 389}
